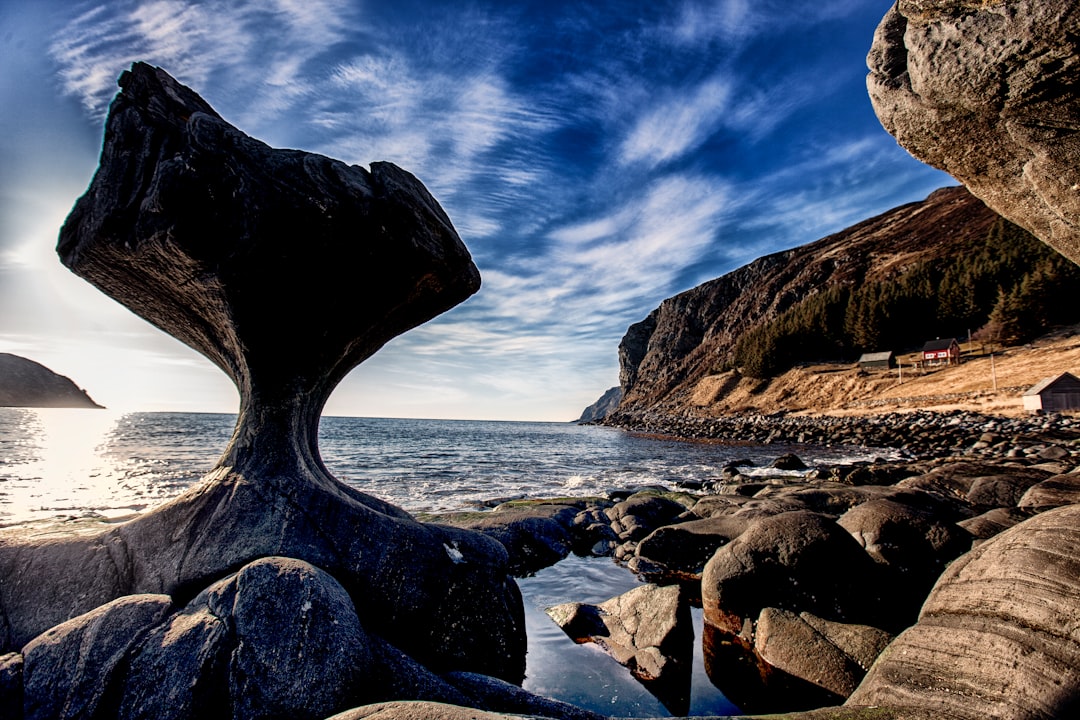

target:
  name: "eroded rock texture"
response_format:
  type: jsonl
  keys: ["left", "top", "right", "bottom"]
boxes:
{"left": 847, "top": 505, "right": 1080, "bottom": 718}
{"left": 867, "top": 1, "right": 1080, "bottom": 264}
{"left": 0, "top": 62, "right": 525, "bottom": 693}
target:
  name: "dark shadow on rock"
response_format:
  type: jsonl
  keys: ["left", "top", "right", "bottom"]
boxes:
{"left": 702, "top": 622, "right": 840, "bottom": 714}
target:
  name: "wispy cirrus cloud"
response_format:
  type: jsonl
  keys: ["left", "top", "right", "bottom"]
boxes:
{"left": 618, "top": 77, "right": 732, "bottom": 168}
{"left": 49, "top": 0, "right": 358, "bottom": 125}
{"left": 36, "top": 0, "right": 948, "bottom": 419}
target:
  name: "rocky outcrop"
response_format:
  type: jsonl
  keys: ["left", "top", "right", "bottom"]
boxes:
{"left": 612, "top": 186, "right": 999, "bottom": 413}
{"left": 867, "top": 1, "right": 1080, "bottom": 265}
{"left": 0, "top": 61, "right": 526, "bottom": 718}
{"left": 701, "top": 511, "right": 885, "bottom": 636}
{"left": 755, "top": 608, "right": 893, "bottom": 703}
{"left": 546, "top": 583, "right": 693, "bottom": 715}
{"left": 576, "top": 386, "right": 622, "bottom": 423}
{"left": 847, "top": 504, "right": 1080, "bottom": 718}
{"left": 421, "top": 500, "right": 583, "bottom": 576}
{"left": 0, "top": 354, "right": 102, "bottom": 408}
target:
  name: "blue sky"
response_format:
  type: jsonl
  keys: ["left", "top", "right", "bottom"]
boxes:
{"left": 0, "top": 0, "right": 952, "bottom": 421}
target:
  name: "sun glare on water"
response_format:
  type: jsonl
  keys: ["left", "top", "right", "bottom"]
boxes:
{"left": 0, "top": 408, "right": 142, "bottom": 525}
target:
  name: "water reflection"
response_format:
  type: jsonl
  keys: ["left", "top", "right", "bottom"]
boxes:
{"left": 0, "top": 409, "right": 226, "bottom": 525}
{"left": 518, "top": 555, "right": 740, "bottom": 717}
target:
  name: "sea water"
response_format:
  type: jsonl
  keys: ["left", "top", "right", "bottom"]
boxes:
{"left": 0, "top": 408, "right": 894, "bottom": 716}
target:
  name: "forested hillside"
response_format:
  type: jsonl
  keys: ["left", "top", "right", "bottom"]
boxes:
{"left": 612, "top": 186, "right": 1080, "bottom": 418}
{"left": 732, "top": 217, "right": 1080, "bottom": 378}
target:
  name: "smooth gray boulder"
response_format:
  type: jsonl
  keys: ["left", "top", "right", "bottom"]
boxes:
{"left": 630, "top": 515, "right": 749, "bottom": 581}
{"left": 1018, "top": 473, "right": 1080, "bottom": 509}
{"left": 702, "top": 511, "right": 883, "bottom": 635}
{"left": 0, "top": 61, "right": 525, "bottom": 683}
{"left": 966, "top": 471, "right": 1052, "bottom": 509}
{"left": 755, "top": 608, "right": 893, "bottom": 702}
{"left": 847, "top": 504, "right": 1080, "bottom": 718}
{"left": 119, "top": 557, "right": 371, "bottom": 720}
{"left": 22, "top": 594, "right": 171, "bottom": 720}
{"left": 423, "top": 502, "right": 581, "bottom": 576}
{"left": 837, "top": 498, "right": 971, "bottom": 625}
{"left": 605, "top": 493, "right": 692, "bottom": 542}
{"left": 957, "top": 506, "right": 1038, "bottom": 542}
{"left": 867, "top": 1, "right": 1080, "bottom": 264}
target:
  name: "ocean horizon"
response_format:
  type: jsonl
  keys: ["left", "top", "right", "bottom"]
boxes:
{"left": 0, "top": 408, "right": 899, "bottom": 527}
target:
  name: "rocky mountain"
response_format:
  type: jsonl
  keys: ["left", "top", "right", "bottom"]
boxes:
{"left": 0, "top": 353, "right": 103, "bottom": 408}
{"left": 576, "top": 386, "right": 622, "bottom": 423}
{"left": 612, "top": 186, "right": 1001, "bottom": 417}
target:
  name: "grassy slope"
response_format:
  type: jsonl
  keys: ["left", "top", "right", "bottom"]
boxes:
{"left": 686, "top": 324, "right": 1080, "bottom": 418}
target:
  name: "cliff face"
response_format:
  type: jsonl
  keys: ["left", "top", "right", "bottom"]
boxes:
{"left": 577, "top": 386, "right": 622, "bottom": 423}
{"left": 615, "top": 186, "right": 998, "bottom": 415}
{"left": 0, "top": 353, "right": 103, "bottom": 408}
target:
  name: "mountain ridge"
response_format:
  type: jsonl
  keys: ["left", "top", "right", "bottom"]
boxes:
{"left": 0, "top": 353, "right": 103, "bottom": 408}
{"left": 609, "top": 186, "right": 1008, "bottom": 417}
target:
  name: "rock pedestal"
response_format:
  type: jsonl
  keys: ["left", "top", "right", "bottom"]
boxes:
{"left": 0, "top": 61, "right": 525, "bottom": 716}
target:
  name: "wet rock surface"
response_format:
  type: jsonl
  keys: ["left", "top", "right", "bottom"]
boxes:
{"left": 427, "top": 408, "right": 1080, "bottom": 717}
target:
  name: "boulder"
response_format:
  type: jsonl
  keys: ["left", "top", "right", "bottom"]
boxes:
{"left": 755, "top": 608, "right": 893, "bottom": 701}
{"left": 957, "top": 506, "right": 1039, "bottom": 541}
{"left": 832, "top": 463, "right": 918, "bottom": 487}
{"left": 22, "top": 594, "right": 172, "bottom": 720}
{"left": 332, "top": 702, "right": 939, "bottom": 720}
{"left": 118, "top": 557, "right": 373, "bottom": 720}
{"left": 424, "top": 502, "right": 580, "bottom": 575}
{"left": 442, "top": 671, "right": 607, "bottom": 720}
{"left": 837, "top": 498, "right": 972, "bottom": 626}
{"left": 327, "top": 702, "right": 519, "bottom": 720}
{"left": 546, "top": 583, "right": 693, "bottom": 714}
{"left": 0, "top": 62, "right": 525, "bottom": 683}
{"left": 702, "top": 511, "right": 883, "bottom": 635}
{"left": 847, "top": 505, "right": 1080, "bottom": 718}
{"left": 772, "top": 453, "right": 808, "bottom": 471}
{"left": 630, "top": 515, "right": 750, "bottom": 581}
{"left": 966, "top": 470, "right": 1052, "bottom": 509}
{"left": 604, "top": 493, "right": 691, "bottom": 542}
{"left": 0, "top": 652, "right": 23, "bottom": 718}
{"left": 1018, "top": 473, "right": 1080, "bottom": 509}
{"left": 867, "top": 1, "right": 1080, "bottom": 264}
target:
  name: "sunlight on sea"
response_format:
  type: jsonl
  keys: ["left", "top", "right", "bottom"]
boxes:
{"left": 0, "top": 408, "right": 902, "bottom": 716}
{"left": 0, "top": 409, "right": 125, "bottom": 523}
{"left": 0, "top": 408, "right": 226, "bottom": 525}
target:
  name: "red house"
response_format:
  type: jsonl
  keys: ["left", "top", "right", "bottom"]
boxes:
{"left": 922, "top": 338, "right": 961, "bottom": 366}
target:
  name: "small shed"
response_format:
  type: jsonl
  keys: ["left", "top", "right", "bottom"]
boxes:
{"left": 858, "top": 351, "right": 895, "bottom": 370}
{"left": 922, "top": 338, "right": 960, "bottom": 366}
{"left": 1023, "top": 372, "right": 1080, "bottom": 412}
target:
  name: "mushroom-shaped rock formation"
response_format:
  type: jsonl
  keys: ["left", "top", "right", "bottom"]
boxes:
{"left": 0, "top": 63, "right": 525, "bottom": 685}
{"left": 866, "top": 1, "right": 1080, "bottom": 264}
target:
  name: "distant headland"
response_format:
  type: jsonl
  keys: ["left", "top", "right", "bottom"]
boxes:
{"left": 0, "top": 353, "right": 103, "bottom": 408}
